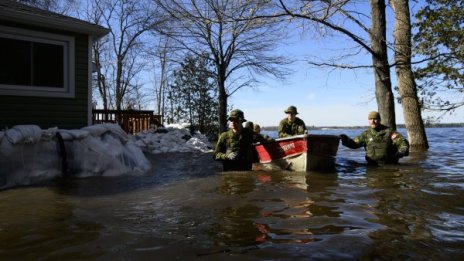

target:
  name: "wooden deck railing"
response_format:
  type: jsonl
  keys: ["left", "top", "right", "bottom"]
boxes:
{"left": 92, "top": 109, "right": 162, "bottom": 134}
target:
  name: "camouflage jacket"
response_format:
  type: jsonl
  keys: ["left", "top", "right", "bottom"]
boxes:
{"left": 278, "top": 117, "right": 307, "bottom": 138}
{"left": 214, "top": 127, "right": 254, "bottom": 165}
{"left": 252, "top": 133, "right": 273, "bottom": 144}
{"left": 345, "top": 125, "right": 409, "bottom": 164}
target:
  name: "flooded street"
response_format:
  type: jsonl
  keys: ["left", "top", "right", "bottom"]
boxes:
{"left": 1, "top": 128, "right": 464, "bottom": 260}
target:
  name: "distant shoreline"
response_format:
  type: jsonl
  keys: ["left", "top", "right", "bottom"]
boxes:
{"left": 262, "top": 123, "right": 464, "bottom": 131}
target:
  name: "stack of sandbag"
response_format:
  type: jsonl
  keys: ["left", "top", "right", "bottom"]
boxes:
{"left": 0, "top": 124, "right": 151, "bottom": 190}
{"left": 0, "top": 125, "right": 59, "bottom": 189}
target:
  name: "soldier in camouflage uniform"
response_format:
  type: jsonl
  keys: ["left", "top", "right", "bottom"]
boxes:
{"left": 251, "top": 123, "right": 274, "bottom": 163}
{"left": 340, "top": 111, "right": 409, "bottom": 165}
{"left": 252, "top": 124, "right": 273, "bottom": 144}
{"left": 278, "top": 106, "right": 307, "bottom": 138}
{"left": 244, "top": 121, "right": 254, "bottom": 131}
{"left": 214, "top": 109, "right": 254, "bottom": 171}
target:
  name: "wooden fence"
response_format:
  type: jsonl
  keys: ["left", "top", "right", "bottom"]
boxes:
{"left": 92, "top": 109, "right": 162, "bottom": 134}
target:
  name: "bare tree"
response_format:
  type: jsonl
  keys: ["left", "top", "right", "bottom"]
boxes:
{"left": 154, "top": 0, "right": 292, "bottom": 132}
{"left": 263, "top": 1, "right": 428, "bottom": 149}
{"left": 390, "top": 0, "right": 429, "bottom": 149}
{"left": 370, "top": 0, "right": 396, "bottom": 129}
{"left": 96, "top": 0, "right": 157, "bottom": 110}
{"left": 92, "top": 40, "right": 111, "bottom": 110}
{"left": 79, "top": 0, "right": 111, "bottom": 110}
{"left": 76, "top": 0, "right": 166, "bottom": 110}
{"left": 151, "top": 36, "right": 175, "bottom": 122}
{"left": 271, "top": 0, "right": 396, "bottom": 129}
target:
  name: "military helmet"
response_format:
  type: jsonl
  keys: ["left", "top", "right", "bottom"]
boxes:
{"left": 284, "top": 105, "right": 298, "bottom": 115}
{"left": 368, "top": 111, "right": 380, "bottom": 120}
{"left": 228, "top": 109, "right": 246, "bottom": 122}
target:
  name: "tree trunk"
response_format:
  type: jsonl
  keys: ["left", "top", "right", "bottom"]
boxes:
{"left": 218, "top": 89, "right": 227, "bottom": 134}
{"left": 93, "top": 45, "right": 108, "bottom": 110}
{"left": 369, "top": 0, "right": 396, "bottom": 129}
{"left": 217, "top": 71, "right": 228, "bottom": 134}
{"left": 115, "top": 56, "right": 124, "bottom": 110}
{"left": 390, "top": 0, "right": 429, "bottom": 150}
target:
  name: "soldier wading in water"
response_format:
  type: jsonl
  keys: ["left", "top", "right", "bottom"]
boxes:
{"left": 340, "top": 111, "right": 410, "bottom": 165}
{"left": 214, "top": 109, "right": 254, "bottom": 171}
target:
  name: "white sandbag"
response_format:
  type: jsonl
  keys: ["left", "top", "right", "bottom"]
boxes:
{"left": 0, "top": 136, "right": 14, "bottom": 156}
{"left": 104, "top": 123, "right": 129, "bottom": 143}
{"left": 5, "top": 125, "right": 42, "bottom": 144}
{"left": 67, "top": 132, "right": 149, "bottom": 177}
{"left": 0, "top": 140, "right": 62, "bottom": 190}
{"left": 123, "top": 141, "right": 151, "bottom": 172}
{"left": 67, "top": 135, "right": 123, "bottom": 177}
{"left": 41, "top": 127, "right": 58, "bottom": 141}
{"left": 0, "top": 124, "right": 152, "bottom": 190}
{"left": 81, "top": 124, "right": 109, "bottom": 137}
{"left": 57, "top": 129, "right": 89, "bottom": 141}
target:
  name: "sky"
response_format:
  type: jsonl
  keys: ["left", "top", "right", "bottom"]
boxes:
{"left": 231, "top": 54, "right": 464, "bottom": 127}
{"left": 226, "top": 2, "right": 464, "bottom": 128}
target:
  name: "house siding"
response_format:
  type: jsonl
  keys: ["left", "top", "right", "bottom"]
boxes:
{"left": 0, "top": 20, "right": 90, "bottom": 130}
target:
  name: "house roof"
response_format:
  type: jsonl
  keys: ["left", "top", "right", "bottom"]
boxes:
{"left": 0, "top": 0, "right": 109, "bottom": 39}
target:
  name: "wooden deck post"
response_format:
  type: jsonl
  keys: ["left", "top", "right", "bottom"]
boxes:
{"left": 92, "top": 109, "right": 162, "bottom": 134}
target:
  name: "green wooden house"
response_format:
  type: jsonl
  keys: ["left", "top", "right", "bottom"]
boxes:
{"left": 0, "top": 0, "right": 109, "bottom": 130}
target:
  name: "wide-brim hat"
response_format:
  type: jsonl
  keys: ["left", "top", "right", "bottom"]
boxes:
{"left": 368, "top": 111, "right": 380, "bottom": 119}
{"left": 228, "top": 109, "right": 246, "bottom": 122}
{"left": 284, "top": 105, "right": 298, "bottom": 114}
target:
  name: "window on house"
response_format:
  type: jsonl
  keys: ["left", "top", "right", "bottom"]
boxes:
{"left": 0, "top": 26, "right": 75, "bottom": 98}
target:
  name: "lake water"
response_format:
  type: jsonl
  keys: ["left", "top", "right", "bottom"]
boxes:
{"left": 1, "top": 127, "right": 463, "bottom": 260}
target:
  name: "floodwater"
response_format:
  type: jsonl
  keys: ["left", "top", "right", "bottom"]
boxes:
{"left": 1, "top": 127, "right": 463, "bottom": 260}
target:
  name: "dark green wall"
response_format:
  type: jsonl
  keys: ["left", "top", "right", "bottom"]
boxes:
{"left": 0, "top": 20, "right": 90, "bottom": 130}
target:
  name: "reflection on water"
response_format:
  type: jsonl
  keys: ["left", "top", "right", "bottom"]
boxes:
{"left": 0, "top": 128, "right": 464, "bottom": 260}
{"left": 0, "top": 188, "right": 104, "bottom": 260}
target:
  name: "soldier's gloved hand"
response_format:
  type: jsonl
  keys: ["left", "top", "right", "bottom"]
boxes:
{"left": 340, "top": 134, "right": 349, "bottom": 144}
{"left": 226, "top": 151, "right": 239, "bottom": 160}
{"left": 396, "top": 151, "right": 407, "bottom": 158}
